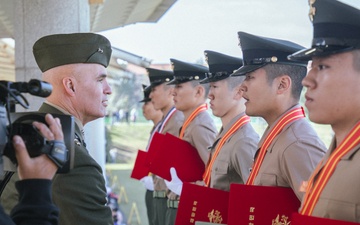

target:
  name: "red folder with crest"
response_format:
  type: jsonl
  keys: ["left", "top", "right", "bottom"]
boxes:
{"left": 147, "top": 133, "right": 205, "bottom": 182}
{"left": 130, "top": 150, "right": 150, "bottom": 180}
{"left": 291, "top": 213, "right": 359, "bottom": 225}
{"left": 227, "top": 184, "right": 300, "bottom": 225}
{"left": 175, "top": 183, "right": 229, "bottom": 225}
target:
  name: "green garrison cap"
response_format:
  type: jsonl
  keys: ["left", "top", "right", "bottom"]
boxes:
{"left": 33, "top": 33, "right": 112, "bottom": 72}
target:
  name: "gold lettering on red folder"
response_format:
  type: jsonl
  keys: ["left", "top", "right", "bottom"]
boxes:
{"left": 248, "top": 206, "right": 255, "bottom": 224}
{"left": 190, "top": 201, "right": 198, "bottom": 223}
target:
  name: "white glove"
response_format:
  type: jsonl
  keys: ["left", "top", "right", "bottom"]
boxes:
{"left": 164, "top": 167, "right": 183, "bottom": 195}
{"left": 140, "top": 176, "right": 154, "bottom": 191}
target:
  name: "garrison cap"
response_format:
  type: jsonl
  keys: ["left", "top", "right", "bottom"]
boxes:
{"left": 139, "top": 84, "right": 151, "bottom": 103}
{"left": 288, "top": 0, "right": 360, "bottom": 61}
{"left": 145, "top": 68, "right": 174, "bottom": 91}
{"left": 200, "top": 50, "right": 243, "bottom": 84}
{"left": 167, "top": 58, "right": 209, "bottom": 85}
{"left": 33, "top": 33, "right": 112, "bottom": 72}
{"left": 232, "top": 32, "right": 307, "bottom": 76}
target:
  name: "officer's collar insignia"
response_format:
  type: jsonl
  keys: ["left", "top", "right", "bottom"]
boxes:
{"left": 74, "top": 138, "right": 81, "bottom": 146}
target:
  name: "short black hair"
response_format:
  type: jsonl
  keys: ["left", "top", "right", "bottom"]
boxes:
{"left": 263, "top": 64, "right": 306, "bottom": 101}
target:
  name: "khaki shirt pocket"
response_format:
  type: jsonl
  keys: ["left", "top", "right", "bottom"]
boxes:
{"left": 258, "top": 173, "right": 277, "bottom": 186}
{"left": 325, "top": 199, "right": 360, "bottom": 222}
{"left": 214, "top": 160, "right": 229, "bottom": 175}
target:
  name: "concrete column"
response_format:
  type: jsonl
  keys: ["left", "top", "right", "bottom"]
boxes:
{"left": 14, "top": 0, "right": 107, "bottom": 171}
{"left": 84, "top": 119, "right": 107, "bottom": 177}
{"left": 14, "top": 0, "right": 89, "bottom": 110}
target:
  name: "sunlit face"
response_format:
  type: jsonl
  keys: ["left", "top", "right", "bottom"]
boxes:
{"left": 241, "top": 68, "right": 277, "bottom": 117}
{"left": 149, "top": 84, "right": 173, "bottom": 111}
{"left": 172, "top": 82, "right": 198, "bottom": 112}
{"left": 142, "top": 101, "right": 162, "bottom": 121}
{"left": 208, "top": 79, "right": 238, "bottom": 118}
{"left": 74, "top": 63, "right": 112, "bottom": 124}
{"left": 302, "top": 51, "right": 360, "bottom": 126}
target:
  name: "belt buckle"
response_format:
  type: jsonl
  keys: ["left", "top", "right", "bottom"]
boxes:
{"left": 167, "top": 199, "right": 179, "bottom": 208}
{"left": 153, "top": 190, "right": 167, "bottom": 198}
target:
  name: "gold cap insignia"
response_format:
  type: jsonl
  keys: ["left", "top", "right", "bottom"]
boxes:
{"left": 271, "top": 56, "right": 278, "bottom": 62}
{"left": 166, "top": 78, "right": 170, "bottom": 81}
{"left": 195, "top": 76, "right": 199, "bottom": 80}
{"left": 205, "top": 53, "right": 209, "bottom": 63}
{"left": 309, "top": 0, "right": 316, "bottom": 22}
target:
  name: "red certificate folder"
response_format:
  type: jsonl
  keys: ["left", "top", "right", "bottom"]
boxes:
{"left": 227, "top": 184, "right": 300, "bottom": 225}
{"left": 147, "top": 133, "right": 205, "bottom": 182}
{"left": 130, "top": 150, "right": 150, "bottom": 180}
{"left": 146, "top": 132, "right": 167, "bottom": 167}
{"left": 175, "top": 183, "right": 229, "bottom": 225}
{"left": 291, "top": 213, "right": 359, "bottom": 225}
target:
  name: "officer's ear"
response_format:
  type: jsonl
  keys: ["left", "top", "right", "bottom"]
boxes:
{"left": 63, "top": 77, "right": 76, "bottom": 96}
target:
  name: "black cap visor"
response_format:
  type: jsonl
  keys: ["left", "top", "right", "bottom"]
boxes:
{"left": 144, "top": 82, "right": 163, "bottom": 92}
{"left": 199, "top": 73, "right": 230, "bottom": 84}
{"left": 139, "top": 97, "right": 151, "bottom": 103}
{"left": 167, "top": 78, "right": 188, "bottom": 85}
{"left": 231, "top": 64, "right": 265, "bottom": 76}
{"left": 288, "top": 45, "right": 355, "bottom": 61}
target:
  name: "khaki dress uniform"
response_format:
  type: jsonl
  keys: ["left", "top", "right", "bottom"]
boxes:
{"left": 165, "top": 110, "right": 217, "bottom": 225}
{"left": 310, "top": 141, "right": 360, "bottom": 222}
{"left": 153, "top": 109, "right": 184, "bottom": 225}
{"left": 253, "top": 105, "right": 327, "bottom": 200}
{"left": 286, "top": 0, "right": 360, "bottom": 222}
{"left": 210, "top": 113, "right": 259, "bottom": 191}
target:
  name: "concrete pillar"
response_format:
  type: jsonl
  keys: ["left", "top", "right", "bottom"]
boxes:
{"left": 84, "top": 119, "right": 107, "bottom": 177}
{"left": 14, "top": 0, "right": 90, "bottom": 110}
{"left": 14, "top": 0, "right": 107, "bottom": 171}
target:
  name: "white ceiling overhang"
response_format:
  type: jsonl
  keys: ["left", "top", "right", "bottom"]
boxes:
{"left": 0, "top": 0, "right": 176, "bottom": 81}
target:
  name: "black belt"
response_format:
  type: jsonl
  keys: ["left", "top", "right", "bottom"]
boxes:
{"left": 167, "top": 199, "right": 179, "bottom": 208}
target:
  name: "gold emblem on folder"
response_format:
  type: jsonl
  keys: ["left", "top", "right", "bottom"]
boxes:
{"left": 272, "top": 214, "right": 290, "bottom": 225}
{"left": 208, "top": 209, "right": 223, "bottom": 224}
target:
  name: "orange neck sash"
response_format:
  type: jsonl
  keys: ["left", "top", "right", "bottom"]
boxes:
{"left": 246, "top": 107, "right": 305, "bottom": 185}
{"left": 300, "top": 121, "right": 360, "bottom": 215}
{"left": 203, "top": 115, "right": 250, "bottom": 186}
{"left": 179, "top": 103, "right": 207, "bottom": 139}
